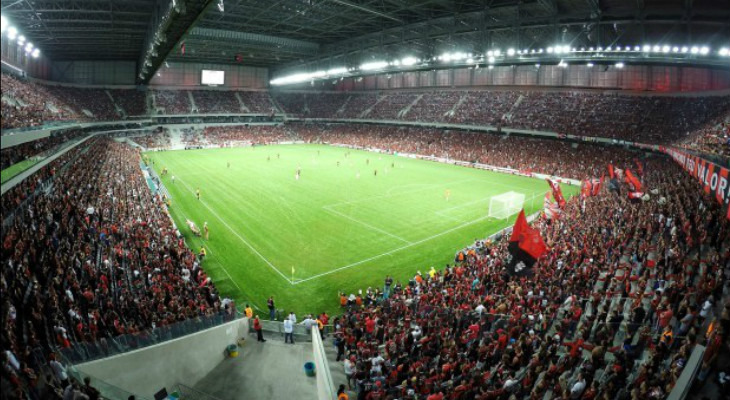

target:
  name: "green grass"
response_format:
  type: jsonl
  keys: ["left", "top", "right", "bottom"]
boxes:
{"left": 1, "top": 159, "right": 39, "bottom": 184}
{"left": 144, "top": 144, "right": 578, "bottom": 316}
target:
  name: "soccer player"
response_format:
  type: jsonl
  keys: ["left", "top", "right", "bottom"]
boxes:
{"left": 295, "top": 167, "right": 301, "bottom": 181}
{"left": 196, "top": 188, "right": 201, "bottom": 200}
{"left": 366, "top": 158, "right": 369, "bottom": 165}
{"left": 227, "top": 162, "right": 230, "bottom": 168}
{"left": 374, "top": 169, "right": 377, "bottom": 177}
{"left": 267, "top": 155, "right": 270, "bottom": 161}
{"left": 445, "top": 189, "right": 451, "bottom": 201}
{"left": 199, "top": 246, "right": 206, "bottom": 261}
{"left": 337, "top": 161, "right": 340, "bottom": 167}
{"left": 171, "top": 175, "right": 175, "bottom": 184}
{"left": 204, "top": 222, "right": 209, "bottom": 240}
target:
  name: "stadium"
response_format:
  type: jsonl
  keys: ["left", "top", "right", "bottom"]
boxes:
{"left": 0, "top": 0, "right": 729, "bottom": 399}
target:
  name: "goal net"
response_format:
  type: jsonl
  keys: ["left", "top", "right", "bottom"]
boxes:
{"left": 488, "top": 191, "right": 525, "bottom": 219}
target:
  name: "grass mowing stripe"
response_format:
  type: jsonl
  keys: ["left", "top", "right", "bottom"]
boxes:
{"left": 292, "top": 190, "right": 545, "bottom": 285}
{"left": 145, "top": 145, "right": 580, "bottom": 315}
{"left": 175, "top": 175, "right": 292, "bottom": 283}
{"left": 322, "top": 205, "right": 412, "bottom": 244}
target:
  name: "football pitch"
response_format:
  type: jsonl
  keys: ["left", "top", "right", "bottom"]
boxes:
{"left": 145, "top": 144, "right": 578, "bottom": 316}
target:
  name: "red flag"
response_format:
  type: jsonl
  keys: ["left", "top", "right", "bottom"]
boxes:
{"left": 546, "top": 179, "right": 566, "bottom": 208}
{"left": 581, "top": 180, "right": 592, "bottom": 198}
{"left": 507, "top": 210, "right": 547, "bottom": 275}
{"left": 544, "top": 192, "right": 561, "bottom": 220}
{"left": 180, "top": 42, "right": 186, "bottom": 55}
{"left": 727, "top": 203, "right": 730, "bottom": 221}
{"left": 591, "top": 177, "right": 603, "bottom": 196}
{"left": 625, "top": 169, "right": 642, "bottom": 192}
{"left": 634, "top": 159, "right": 644, "bottom": 176}
{"left": 608, "top": 164, "right": 615, "bottom": 180}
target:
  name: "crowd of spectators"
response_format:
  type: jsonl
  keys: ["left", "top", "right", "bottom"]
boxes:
{"left": 1, "top": 137, "right": 232, "bottom": 397}
{"left": 153, "top": 90, "right": 191, "bottom": 114}
{"left": 1, "top": 130, "right": 86, "bottom": 171}
{"left": 333, "top": 157, "right": 728, "bottom": 400}
{"left": 274, "top": 89, "right": 730, "bottom": 149}
{"left": 1, "top": 73, "right": 83, "bottom": 129}
{"left": 367, "top": 93, "right": 421, "bottom": 120}
{"left": 238, "top": 91, "right": 275, "bottom": 114}
{"left": 678, "top": 117, "right": 729, "bottom": 160}
{"left": 200, "top": 125, "right": 294, "bottom": 146}
{"left": 192, "top": 90, "right": 242, "bottom": 114}
{"left": 292, "top": 123, "right": 637, "bottom": 180}
{"left": 406, "top": 92, "right": 462, "bottom": 122}
{"left": 130, "top": 130, "right": 172, "bottom": 150}
{"left": 44, "top": 87, "right": 118, "bottom": 121}
{"left": 108, "top": 89, "right": 148, "bottom": 117}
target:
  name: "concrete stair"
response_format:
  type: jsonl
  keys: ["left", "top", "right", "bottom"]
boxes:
{"left": 335, "top": 95, "right": 351, "bottom": 117}
{"left": 397, "top": 93, "right": 423, "bottom": 118}
{"left": 188, "top": 91, "right": 198, "bottom": 113}
{"left": 234, "top": 92, "right": 251, "bottom": 112}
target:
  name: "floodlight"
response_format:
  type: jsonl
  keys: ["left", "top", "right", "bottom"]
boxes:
{"left": 681, "top": 46, "right": 688, "bottom": 53}
{"left": 535, "top": 63, "right": 540, "bottom": 68}
{"left": 17, "top": 35, "right": 25, "bottom": 45}
{"left": 24, "top": 43, "right": 33, "bottom": 53}
{"left": 642, "top": 45, "right": 651, "bottom": 52}
{"left": 507, "top": 48, "right": 515, "bottom": 56}
{"left": 597, "top": 46, "right": 603, "bottom": 51}
{"left": 360, "top": 61, "right": 388, "bottom": 70}
{"left": 31, "top": 49, "right": 39, "bottom": 58}
{"left": 400, "top": 57, "right": 418, "bottom": 66}
{"left": 487, "top": 56, "right": 495, "bottom": 63}
{"left": 327, "top": 67, "right": 347, "bottom": 75}
{"left": 652, "top": 45, "right": 660, "bottom": 52}
{"left": 699, "top": 46, "right": 709, "bottom": 55}
{"left": 690, "top": 46, "right": 699, "bottom": 54}
{"left": 672, "top": 46, "right": 679, "bottom": 53}
{"left": 538, "top": 49, "right": 544, "bottom": 53}
{"left": 605, "top": 46, "right": 611, "bottom": 51}
{"left": 719, "top": 48, "right": 729, "bottom": 57}
{"left": 634, "top": 46, "right": 640, "bottom": 51}
{"left": 586, "top": 62, "right": 594, "bottom": 67}
{"left": 493, "top": 49, "right": 501, "bottom": 57}
{"left": 487, "top": 50, "right": 494, "bottom": 57}
{"left": 7, "top": 26, "right": 17, "bottom": 40}
{"left": 487, "top": 65, "right": 494, "bottom": 69}
{"left": 661, "top": 45, "right": 670, "bottom": 53}
{"left": 589, "top": 47, "right": 594, "bottom": 51}
{"left": 615, "top": 62, "right": 625, "bottom": 68}
{"left": 562, "top": 45, "right": 571, "bottom": 53}
{"left": 547, "top": 47, "right": 554, "bottom": 53}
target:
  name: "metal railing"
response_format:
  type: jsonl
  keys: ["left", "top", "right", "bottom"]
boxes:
{"left": 60, "top": 310, "right": 242, "bottom": 364}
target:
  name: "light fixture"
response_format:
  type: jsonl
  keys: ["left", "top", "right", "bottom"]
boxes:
{"left": 699, "top": 46, "right": 710, "bottom": 55}
{"left": 652, "top": 45, "right": 661, "bottom": 52}
{"left": 493, "top": 49, "right": 501, "bottom": 57}
{"left": 360, "top": 61, "right": 388, "bottom": 70}
{"left": 547, "top": 47, "right": 554, "bottom": 54}
{"left": 507, "top": 48, "right": 515, "bottom": 56}
{"left": 17, "top": 35, "right": 25, "bottom": 45}
{"left": 487, "top": 65, "right": 494, "bottom": 69}
{"left": 586, "top": 62, "right": 594, "bottom": 67}
{"left": 681, "top": 46, "right": 688, "bottom": 53}
{"left": 615, "top": 62, "right": 625, "bottom": 68}
{"left": 720, "top": 48, "right": 729, "bottom": 57}
{"left": 487, "top": 56, "right": 495, "bottom": 63}
{"left": 690, "top": 46, "right": 699, "bottom": 54}
{"left": 400, "top": 57, "right": 418, "bottom": 66}
{"left": 672, "top": 46, "right": 679, "bottom": 53}
{"left": 326, "top": 67, "right": 348, "bottom": 75}
{"left": 217, "top": 0, "right": 224, "bottom": 12}
{"left": 487, "top": 50, "right": 494, "bottom": 57}
{"left": 24, "top": 43, "right": 33, "bottom": 53}
{"left": 661, "top": 45, "right": 670, "bottom": 53}
{"left": 31, "top": 48, "right": 40, "bottom": 58}
{"left": 634, "top": 46, "right": 640, "bottom": 51}
{"left": 642, "top": 45, "right": 651, "bottom": 52}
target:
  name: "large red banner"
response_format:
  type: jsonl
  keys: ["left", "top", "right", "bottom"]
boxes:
{"left": 665, "top": 148, "right": 730, "bottom": 219}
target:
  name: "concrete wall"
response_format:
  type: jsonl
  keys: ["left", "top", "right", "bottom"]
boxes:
{"left": 75, "top": 318, "right": 249, "bottom": 399}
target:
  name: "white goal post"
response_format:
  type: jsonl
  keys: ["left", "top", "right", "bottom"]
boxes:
{"left": 488, "top": 191, "right": 525, "bottom": 219}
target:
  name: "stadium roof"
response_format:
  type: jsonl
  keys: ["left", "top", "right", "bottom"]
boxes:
{"left": 1, "top": 0, "right": 728, "bottom": 82}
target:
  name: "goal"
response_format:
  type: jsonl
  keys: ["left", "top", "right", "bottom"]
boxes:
{"left": 488, "top": 191, "right": 525, "bottom": 219}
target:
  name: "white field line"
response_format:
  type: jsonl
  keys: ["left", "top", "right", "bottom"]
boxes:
{"left": 322, "top": 205, "right": 412, "bottom": 244}
{"left": 292, "top": 190, "right": 544, "bottom": 285}
{"left": 176, "top": 177, "right": 292, "bottom": 284}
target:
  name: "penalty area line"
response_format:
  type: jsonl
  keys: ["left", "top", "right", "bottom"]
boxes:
{"left": 175, "top": 177, "right": 293, "bottom": 284}
{"left": 293, "top": 190, "right": 545, "bottom": 286}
